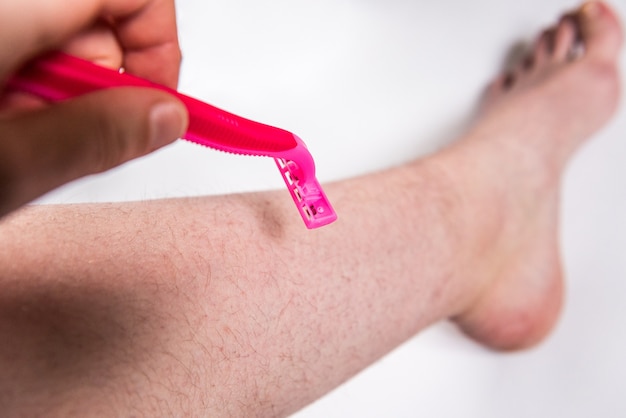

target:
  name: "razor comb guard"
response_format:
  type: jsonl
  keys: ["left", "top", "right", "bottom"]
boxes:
{"left": 7, "top": 52, "right": 337, "bottom": 229}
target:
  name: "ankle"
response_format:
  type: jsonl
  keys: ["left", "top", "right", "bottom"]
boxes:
{"left": 405, "top": 151, "right": 510, "bottom": 318}
{"left": 432, "top": 137, "right": 565, "bottom": 350}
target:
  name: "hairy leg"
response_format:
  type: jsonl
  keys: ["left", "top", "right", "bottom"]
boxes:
{"left": 0, "top": 165, "right": 479, "bottom": 416}
{"left": 0, "top": 2, "right": 621, "bottom": 417}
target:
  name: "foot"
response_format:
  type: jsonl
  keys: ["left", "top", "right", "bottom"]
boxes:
{"left": 449, "top": 2, "right": 623, "bottom": 350}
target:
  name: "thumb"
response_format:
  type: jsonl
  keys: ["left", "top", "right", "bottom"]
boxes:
{"left": 0, "top": 87, "right": 188, "bottom": 217}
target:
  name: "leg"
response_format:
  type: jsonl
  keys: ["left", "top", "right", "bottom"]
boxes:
{"left": 452, "top": 1, "right": 622, "bottom": 348}
{"left": 0, "top": 2, "right": 621, "bottom": 417}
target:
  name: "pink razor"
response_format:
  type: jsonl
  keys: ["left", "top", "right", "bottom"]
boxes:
{"left": 7, "top": 52, "right": 337, "bottom": 229}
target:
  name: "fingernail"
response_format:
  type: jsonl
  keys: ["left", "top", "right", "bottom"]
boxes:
{"left": 149, "top": 101, "right": 188, "bottom": 149}
{"left": 581, "top": 2, "right": 601, "bottom": 18}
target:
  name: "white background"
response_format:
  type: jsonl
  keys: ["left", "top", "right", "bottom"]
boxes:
{"left": 40, "top": 0, "right": 626, "bottom": 417}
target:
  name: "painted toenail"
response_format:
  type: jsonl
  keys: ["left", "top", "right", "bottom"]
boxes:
{"left": 581, "top": 2, "right": 601, "bottom": 18}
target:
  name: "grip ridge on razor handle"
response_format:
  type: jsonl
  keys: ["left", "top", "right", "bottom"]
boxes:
{"left": 6, "top": 51, "right": 337, "bottom": 229}
{"left": 7, "top": 52, "right": 297, "bottom": 154}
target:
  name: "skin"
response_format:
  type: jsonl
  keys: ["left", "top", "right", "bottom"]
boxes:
{"left": 0, "top": 1, "right": 623, "bottom": 417}
{"left": 0, "top": 0, "right": 189, "bottom": 218}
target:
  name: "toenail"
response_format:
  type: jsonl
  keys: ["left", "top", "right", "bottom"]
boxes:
{"left": 523, "top": 55, "right": 534, "bottom": 70}
{"left": 503, "top": 73, "right": 515, "bottom": 89}
{"left": 562, "top": 15, "right": 583, "bottom": 43}
{"left": 545, "top": 29, "right": 557, "bottom": 53}
{"left": 560, "top": 15, "right": 575, "bottom": 27}
{"left": 581, "top": 2, "right": 601, "bottom": 18}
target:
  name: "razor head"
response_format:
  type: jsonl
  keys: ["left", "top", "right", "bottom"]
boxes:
{"left": 276, "top": 158, "right": 337, "bottom": 229}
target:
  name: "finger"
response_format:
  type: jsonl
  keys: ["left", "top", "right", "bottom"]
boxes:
{"left": 0, "top": 88, "right": 188, "bottom": 218}
{"left": 0, "top": 0, "right": 180, "bottom": 86}
{"left": 0, "top": 92, "right": 45, "bottom": 117}
{"left": 1, "top": 22, "right": 124, "bottom": 118}
{"left": 0, "top": 0, "right": 104, "bottom": 73}
{"left": 62, "top": 20, "right": 124, "bottom": 70}
{"left": 110, "top": 0, "right": 182, "bottom": 88}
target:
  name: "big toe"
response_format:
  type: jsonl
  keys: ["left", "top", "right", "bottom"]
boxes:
{"left": 578, "top": 1, "right": 623, "bottom": 62}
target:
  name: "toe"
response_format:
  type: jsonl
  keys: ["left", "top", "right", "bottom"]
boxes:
{"left": 502, "top": 72, "right": 516, "bottom": 90}
{"left": 533, "top": 29, "right": 555, "bottom": 68}
{"left": 553, "top": 16, "right": 578, "bottom": 61}
{"left": 481, "top": 72, "right": 514, "bottom": 106}
{"left": 486, "top": 74, "right": 510, "bottom": 97}
{"left": 577, "top": 1, "right": 623, "bottom": 62}
{"left": 521, "top": 54, "right": 535, "bottom": 72}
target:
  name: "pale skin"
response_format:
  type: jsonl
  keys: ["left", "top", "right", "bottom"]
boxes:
{"left": 0, "top": 1, "right": 623, "bottom": 417}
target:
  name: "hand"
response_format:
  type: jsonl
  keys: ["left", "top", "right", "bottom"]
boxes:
{"left": 0, "top": 0, "right": 189, "bottom": 218}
